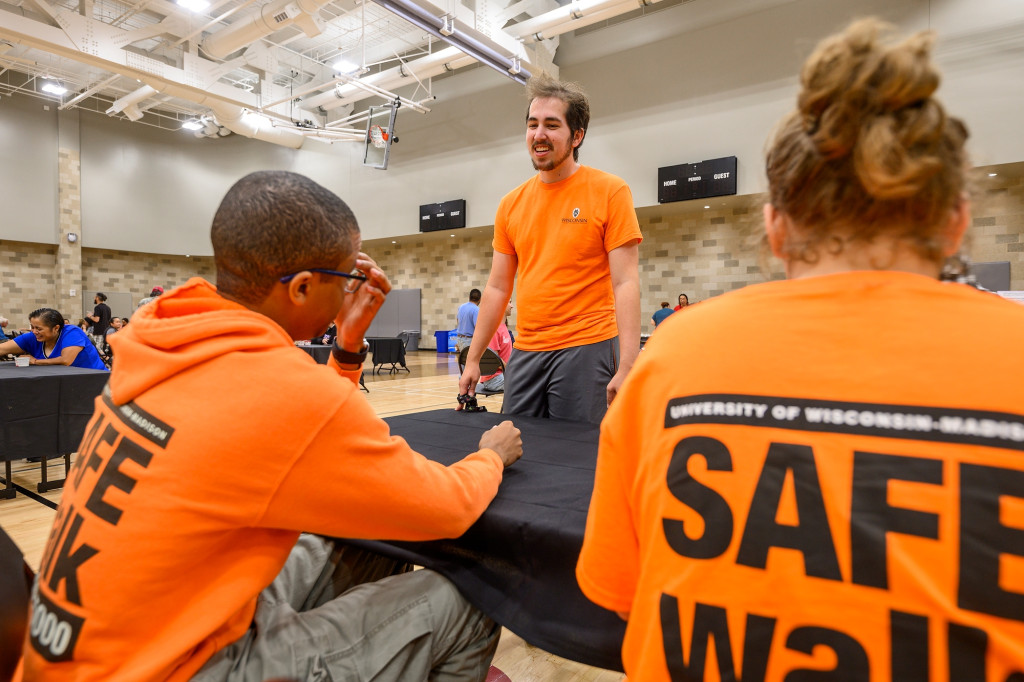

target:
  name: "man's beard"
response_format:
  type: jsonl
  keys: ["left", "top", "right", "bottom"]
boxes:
{"left": 531, "top": 144, "right": 573, "bottom": 172}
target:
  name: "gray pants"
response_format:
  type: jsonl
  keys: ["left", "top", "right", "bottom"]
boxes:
{"left": 502, "top": 338, "right": 618, "bottom": 425}
{"left": 192, "top": 535, "right": 499, "bottom": 682}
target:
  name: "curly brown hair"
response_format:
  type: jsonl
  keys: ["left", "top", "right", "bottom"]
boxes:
{"left": 765, "top": 18, "right": 970, "bottom": 265}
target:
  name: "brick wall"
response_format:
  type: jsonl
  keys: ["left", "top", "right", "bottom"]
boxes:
{"left": 3, "top": 176, "right": 1023, "bottom": 339}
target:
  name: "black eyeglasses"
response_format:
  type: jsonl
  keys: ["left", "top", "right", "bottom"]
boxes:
{"left": 279, "top": 268, "right": 368, "bottom": 293}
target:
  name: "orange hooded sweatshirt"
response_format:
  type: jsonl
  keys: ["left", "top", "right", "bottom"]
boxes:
{"left": 19, "top": 278, "right": 504, "bottom": 682}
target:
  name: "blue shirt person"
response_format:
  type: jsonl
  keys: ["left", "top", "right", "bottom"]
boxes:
{"left": 651, "top": 302, "right": 674, "bottom": 328}
{"left": 0, "top": 308, "right": 108, "bottom": 370}
{"left": 456, "top": 288, "right": 481, "bottom": 353}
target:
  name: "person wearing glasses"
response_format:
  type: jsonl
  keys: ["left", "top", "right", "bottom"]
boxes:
{"left": 577, "top": 19, "right": 1024, "bottom": 680}
{"left": 20, "top": 171, "right": 523, "bottom": 682}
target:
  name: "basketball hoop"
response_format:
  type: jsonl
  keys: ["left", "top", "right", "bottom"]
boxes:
{"left": 369, "top": 125, "right": 389, "bottom": 149}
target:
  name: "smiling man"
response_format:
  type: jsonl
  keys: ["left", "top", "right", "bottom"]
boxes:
{"left": 459, "top": 73, "right": 642, "bottom": 424}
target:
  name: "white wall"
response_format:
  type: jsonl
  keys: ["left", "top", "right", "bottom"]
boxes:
{"left": 0, "top": 94, "right": 58, "bottom": 243}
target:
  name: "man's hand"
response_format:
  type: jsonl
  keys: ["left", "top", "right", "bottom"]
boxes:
{"left": 606, "top": 367, "right": 629, "bottom": 406}
{"left": 458, "top": 360, "right": 481, "bottom": 404}
{"left": 479, "top": 420, "right": 522, "bottom": 468}
{"left": 334, "top": 252, "right": 391, "bottom": 349}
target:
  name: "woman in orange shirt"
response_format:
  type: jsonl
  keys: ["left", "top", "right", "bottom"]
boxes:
{"left": 578, "top": 18, "right": 1024, "bottom": 682}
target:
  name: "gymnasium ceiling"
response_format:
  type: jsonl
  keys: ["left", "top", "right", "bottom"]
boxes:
{"left": 0, "top": 0, "right": 787, "bottom": 148}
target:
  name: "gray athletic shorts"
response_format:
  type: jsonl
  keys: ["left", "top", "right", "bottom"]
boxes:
{"left": 502, "top": 337, "right": 618, "bottom": 425}
{"left": 192, "top": 535, "right": 499, "bottom": 682}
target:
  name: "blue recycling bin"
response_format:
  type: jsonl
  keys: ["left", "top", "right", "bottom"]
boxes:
{"left": 434, "top": 330, "right": 457, "bottom": 353}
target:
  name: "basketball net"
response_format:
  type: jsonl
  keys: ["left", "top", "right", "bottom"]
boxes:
{"left": 369, "top": 125, "right": 389, "bottom": 149}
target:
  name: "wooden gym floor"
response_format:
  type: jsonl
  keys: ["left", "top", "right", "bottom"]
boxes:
{"left": 1, "top": 350, "right": 623, "bottom": 682}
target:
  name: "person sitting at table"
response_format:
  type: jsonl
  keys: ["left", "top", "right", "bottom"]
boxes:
{"left": 18, "top": 170, "right": 523, "bottom": 682}
{"left": 316, "top": 321, "right": 337, "bottom": 345}
{"left": 0, "top": 308, "right": 108, "bottom": 370}
{"left": 100, "top": 316, "right": 124, "bottom": 360}
{"left": 577, "top": 18, "right": 1024, "bottom": 681}
{"left": 650, "top": 301, "right": 673, "bottom": 329}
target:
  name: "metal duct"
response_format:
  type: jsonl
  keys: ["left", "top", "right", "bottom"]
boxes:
{"left": 303, "top": 46, "right": 465, "bottom": 110}
{"left": 506, "top": 0, "right": 665, "bottom": 42}
{"left": 370, "top": 0, "right": 530, "bottom": 85}
{"left": 201, "top": 0, "right": 336, "bottom": 60}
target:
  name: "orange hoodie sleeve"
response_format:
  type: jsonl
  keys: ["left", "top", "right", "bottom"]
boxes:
{"left": 327, "top": 354, "right": 364, "bottom": 386}
{"left": 259, "top": 390, "right": 504, "bottom": 540}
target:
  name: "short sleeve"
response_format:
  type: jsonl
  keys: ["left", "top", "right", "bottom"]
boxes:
{"left": 62, "top": 327, "right": 88, "bottom": 349}
{"left": 492, "top": 194, "right": 515, "bottom": 256}
{"left": 14, "top": 332, "right": 38, "bottom": 355}
{"left": 603, "top": 183, "right": 642, "bottom": 253}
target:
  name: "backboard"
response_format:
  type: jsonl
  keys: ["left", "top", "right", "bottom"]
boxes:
{"left": 363, "top": 101, "right": 399, "bottom": 170}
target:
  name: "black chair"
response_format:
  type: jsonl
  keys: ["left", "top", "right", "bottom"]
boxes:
{"left": 457, "top": 347, "right": 505, "bottom": 397}
{"left": 0, "top": 526, "right": 33, "bottom": 679}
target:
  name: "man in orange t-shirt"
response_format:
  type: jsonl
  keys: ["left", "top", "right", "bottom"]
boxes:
{"left": 19, "top": 171, "right": 523, "bottom": 682}
{"left": 459, "top": 73, "right": 642, "bottom": 424}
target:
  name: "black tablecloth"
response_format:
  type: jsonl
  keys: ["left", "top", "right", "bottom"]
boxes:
{"left": 0, "top": 363, "right": 109, "bottom": 461}
{"left": 360, "top": 409, "right": 626, "bottom": 671}
{"left": 297, "top": 345, "right": 369, "bottom": 392}
{"left": 297, "top": 345, "right": 332, "bottom": 364}
{"left": 367, "top": 337, "right": 406, "bottom": 373}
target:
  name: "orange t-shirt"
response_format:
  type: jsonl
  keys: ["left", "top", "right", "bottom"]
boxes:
{"left": 18, "top": 279, "right": 504, "bottom": 682}
{"left": 493, "top": 166, "right": 642, "bottom": 351}
{"left": 578, "top": 271, "right": 1024, "bottom": 681}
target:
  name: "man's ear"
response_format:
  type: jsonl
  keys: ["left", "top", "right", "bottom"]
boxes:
{"left": 284, "top": 272, "right": 314, "bottom": 304}
{"left": 572, "top": 128, "right": 585, "bottom": 149}
{"left": 763, "top": 203, "right": 788, "bottom": 259}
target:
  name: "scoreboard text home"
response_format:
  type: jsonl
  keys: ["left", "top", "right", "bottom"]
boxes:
{"left": 419, "top": 199, "right": 467, "bottom": 232}
{"left": 658, "top": 156, "right": 738, "bottom": 203}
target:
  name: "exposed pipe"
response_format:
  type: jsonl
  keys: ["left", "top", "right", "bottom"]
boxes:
{"left": 60, "top": 73, "right": 119, "bottom": 109}
{"left": 106, "top": 84, "right": 157, "bottom": 120}
{"left": 302, "top": 46, "right": 467, "bottom": 111}
{"left": 0, "top": 10, "right": 320, "bottom": 149}
{"left": 327, "top": 56, "right": 471, "bottom": 110}
{"left": 200, "top": 0, "right": 336, "bottom": 60}
{"left": 369, "top": 0, "right": 530, "bottom": 85}
{"left": 132, "top": 75, "right": 308, "bottom": 148}
{"left": 205, "top": 100, "right": 306, "bottom": 148}
{"left": 106, "top": 84, "right": 156, "bottom": 113}
{"left": 506, "top": 0, "right": 663, "bottom": 41}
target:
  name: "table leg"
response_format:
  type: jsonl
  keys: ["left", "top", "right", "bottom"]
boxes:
{"left": 0, "top": 461, "right": 15, "bottom": 499}
{"left": 37, "top": 454, "right": 70, "bottom": 493}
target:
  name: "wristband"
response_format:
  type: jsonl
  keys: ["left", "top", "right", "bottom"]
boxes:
{"left": 332, "top": 338, "right": 369, "bottom": 365}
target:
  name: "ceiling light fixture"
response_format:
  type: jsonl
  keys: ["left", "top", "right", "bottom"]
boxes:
{"left": 369, "top": 0, "right": 530, "bottom": 85}
{"left": 989, "top": 173, "right": 998, "bottom": 177}
{"left": 332, "top": 59, "right": 360, "bottom": 74}
{"left": 41, "top": 81, "right": 67, "bottom": 95}
{"left": 181, "top": 119, "right": 203, "bottom": 131}
{"left": 176, "top": 0, "right": 210, "bottom": 11}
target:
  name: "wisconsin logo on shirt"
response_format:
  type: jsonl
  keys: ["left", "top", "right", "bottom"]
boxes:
{"left": 563, "top": 207, "right": 588, "bottom": 224}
